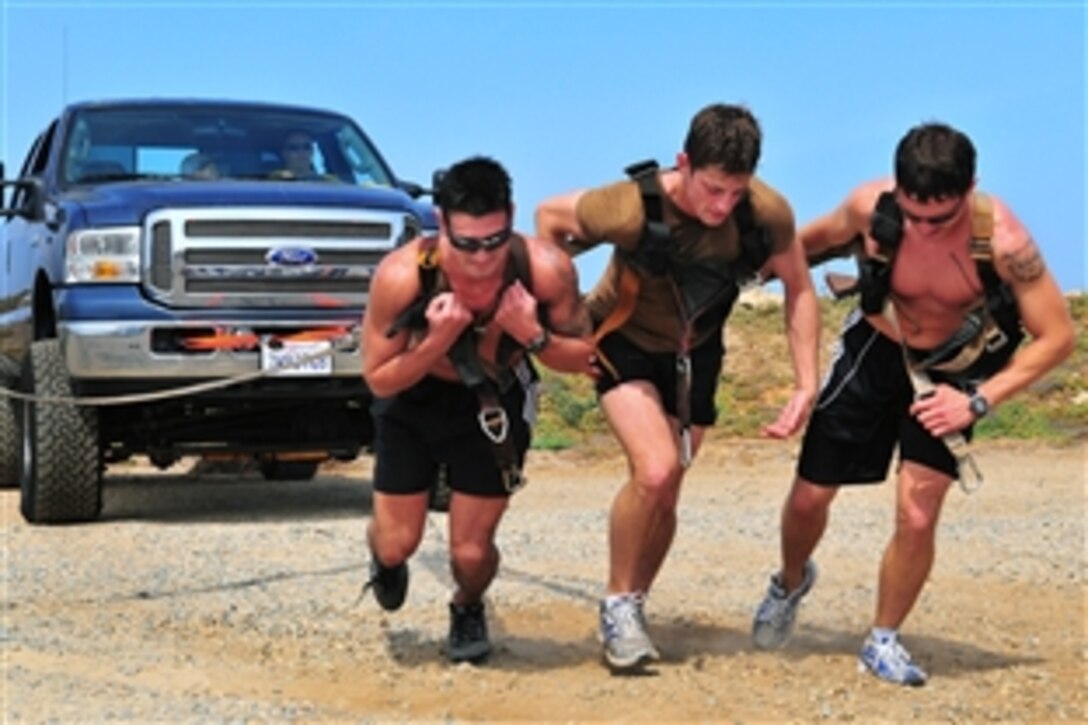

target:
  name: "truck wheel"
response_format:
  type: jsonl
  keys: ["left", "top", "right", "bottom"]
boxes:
{"left": 19, "top": 340, "right": 102, "bottom": 524}
{"left": 259, "top": 460, "right": 320, "bottom": 481}
{"left": 0, "top": 381, "right": 17, "bottom": 488}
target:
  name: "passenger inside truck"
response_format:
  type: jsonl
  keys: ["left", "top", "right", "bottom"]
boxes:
{"left": 180, "top": 152, "right": 222, "bottom": 179}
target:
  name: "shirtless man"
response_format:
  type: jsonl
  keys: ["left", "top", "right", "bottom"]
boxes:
{"left": 361, "top": 156, "right": 594, "bottom": 663}
{"left": 751, "top": 122, "right": 1075, "bottom": 685}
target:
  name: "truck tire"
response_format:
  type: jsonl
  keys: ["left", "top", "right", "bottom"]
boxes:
{"left": 19, "top": 340, "right": 102, "bottom": 524}
{"left": 259, "top": 460, "right": 320, "bottom": 482}
{"left": 0, "top": 394, "right": 17, "bottom": 488}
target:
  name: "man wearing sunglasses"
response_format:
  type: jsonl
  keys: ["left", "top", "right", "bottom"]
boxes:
{"left": 751, "top": 122, "right": 1074, "bottom": 686}
{"left": 535, "top": 103, "right": 821, "bottom": 673}
{"left": 360, "top": 156, "right": 595, "bottom": 664}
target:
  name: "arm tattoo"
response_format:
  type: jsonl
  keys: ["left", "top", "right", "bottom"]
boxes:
{"left": 1002, "top": 238, "right": 1045, "bottom": 283}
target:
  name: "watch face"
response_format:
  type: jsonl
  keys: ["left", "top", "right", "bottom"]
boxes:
{"left": 970, "top": 394, "right": 989, "bottom": 416}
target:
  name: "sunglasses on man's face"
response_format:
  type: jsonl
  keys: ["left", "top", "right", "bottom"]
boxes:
{"left": 448, "top": 226, "right": 512, "bottom": 253}
{"left": 284, "top": 142, "right": 312, "bottom": 152}
{"left": 901, "top": 198, "right": 964, "bottom": 227}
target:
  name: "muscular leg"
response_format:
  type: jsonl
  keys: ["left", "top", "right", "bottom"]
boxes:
{"left": 874, "top": 461, "right": 953, "bottom": 628}
{"left": 601, "top": 381, "right": 685, "bottom": 595}
{"left": 632, "top": 424, "right": 708, "bottom": 590}
{"left": 447, "top": 492, "right": 509, "bottom": 605}
{"left": 778, "top": 477, "right": 839, "bottom": 591}
{"left": 368, "top": 490, "right": 430, "bottom": 566}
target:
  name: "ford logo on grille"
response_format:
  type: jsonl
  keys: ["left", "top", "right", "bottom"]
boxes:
{"left": 266, "top": 247, "right": 318, "bottom": 266}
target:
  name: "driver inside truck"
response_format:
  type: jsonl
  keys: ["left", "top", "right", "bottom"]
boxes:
{"left": 276, "top": 131, "right": 321, "bottom": 179}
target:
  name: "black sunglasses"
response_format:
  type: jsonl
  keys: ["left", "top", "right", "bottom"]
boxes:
{"left": 448, "top": 226, "right": 512, "bottom": 253}
{"left": 284, "top": 142, "right": 312, "bottom": 152}
{"left": 901, "top": 198, "right": 964, "bottom": 227}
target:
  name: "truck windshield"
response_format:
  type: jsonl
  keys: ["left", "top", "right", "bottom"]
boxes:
{"left": 61, "top": 105, "right": 397, "bottom": 187}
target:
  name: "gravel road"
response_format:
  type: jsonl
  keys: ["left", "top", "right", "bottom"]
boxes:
{"left": 2, "top": 437, "right": 1084, "bottom": 722}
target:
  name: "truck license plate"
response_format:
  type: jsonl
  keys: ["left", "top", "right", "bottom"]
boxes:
{"left": 260, "top": 340, "right": 333, "bottom": 376}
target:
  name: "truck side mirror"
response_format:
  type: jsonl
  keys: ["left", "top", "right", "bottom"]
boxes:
{"left": 0, "top": 178, "right": 46, "bottom": 222}
{"left": 396, "top": 180, "right": 426, "bottom": 199}
{"left": 431, "top": 168, "right": 446, "bottom": 204}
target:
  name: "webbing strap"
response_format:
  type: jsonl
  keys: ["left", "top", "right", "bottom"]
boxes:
{"left": 884, "top": 302, "right": 982, "bottom": 493}
{"left": 969, "top": 192, "right": 994, "bottom": 252}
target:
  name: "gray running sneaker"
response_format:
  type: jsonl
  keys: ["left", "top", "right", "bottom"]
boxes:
{"left": 599, "top": 593, "right": 660, "bottom": 672}
{"left": 858, "top": 631, "right": 928, "bottom": 686}
{"left": 752, "top": 560, "right": 817, "bottom": 650}
{"left": 447, "top": 601, "right": 491, "bottom": 664}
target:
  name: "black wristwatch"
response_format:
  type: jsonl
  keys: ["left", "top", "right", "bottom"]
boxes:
{"left": 524, "top": 328, "right": 551, "bottom": 354}
{"left": 967, "top": 388, "right": 991, "bottom": 419}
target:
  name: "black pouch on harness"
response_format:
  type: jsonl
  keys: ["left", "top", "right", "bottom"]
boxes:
{"left": 857, "top": 192, "right": 903, "bottom": 315}
{"left": 858, "top": 257, "right": 891, "bottom": 315}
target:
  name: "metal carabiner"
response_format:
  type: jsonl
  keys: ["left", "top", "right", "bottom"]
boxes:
{"left": 477, "top": 405, "right": 509, "bottom": 444}
{"left": 956, "top": 452, "right": 984, "bottom": 494}
{"left": 501, "top": 467, "right": 525, "bottom": 493}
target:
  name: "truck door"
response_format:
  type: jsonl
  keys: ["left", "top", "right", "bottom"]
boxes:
{"left": 1, "top": 123, "right": 57, "bottom": 359}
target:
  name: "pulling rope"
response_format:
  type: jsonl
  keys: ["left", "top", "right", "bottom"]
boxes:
{"left": 0, "top": 329, "right": 359, "bottom": 407}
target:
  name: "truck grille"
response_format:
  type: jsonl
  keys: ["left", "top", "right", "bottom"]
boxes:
{"left": 143, "top": 207, "right": 408, "bottom": 308}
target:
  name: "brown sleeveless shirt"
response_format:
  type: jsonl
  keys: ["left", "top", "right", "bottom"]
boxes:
{"left": 575, "top": 174, "right": 795, "bottom": 352}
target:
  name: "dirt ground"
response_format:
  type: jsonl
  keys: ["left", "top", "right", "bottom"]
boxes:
{"left": 2, "top": 436, "right": 1085, "bottom": 722}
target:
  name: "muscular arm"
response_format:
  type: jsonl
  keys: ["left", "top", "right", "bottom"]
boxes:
{"left": 360, "top": 244, "right": 469, "bottom": 398}
{"left": 761, "top": 234, "right": 821, "bottom": 438}
{"left": 535, "top": 189, "right": 589, "bottom": 252}
{"left": 975, "top": 201, "right": 1075, "bottom": 408}
{"left": 800, "top": 181, "right": 883, "bottom": 259}
{"left": 495, "top": 238, "right": 596, "bottom": 376}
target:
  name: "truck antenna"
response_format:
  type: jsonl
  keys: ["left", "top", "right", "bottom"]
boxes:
{"left": 62, "top": 25, "right": 69, "bottom": 104}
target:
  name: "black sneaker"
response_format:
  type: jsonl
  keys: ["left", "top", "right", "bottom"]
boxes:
{"left": 446, "top": 601, "right": 491, "bottom": 664}
{"left": 362, "top": 555, "right": 408, "bottom": 612}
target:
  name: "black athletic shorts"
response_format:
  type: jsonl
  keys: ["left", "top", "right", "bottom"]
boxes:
{"left": 371, "top": 361, "right": 537, "bottom": 498}
{"left": 798, "top": 310, "right": 980, "bottom": 485}
{"left": 594, "top": 330, "right": 724, "bottom": 426}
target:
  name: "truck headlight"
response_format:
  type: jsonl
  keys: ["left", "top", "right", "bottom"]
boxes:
{"left": 66, "top": 227, "right": 141, "bottom": 283}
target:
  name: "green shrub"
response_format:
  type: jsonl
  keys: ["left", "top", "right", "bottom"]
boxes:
{"left": 525, "top": 293, "right": 1086, "bottom": 449}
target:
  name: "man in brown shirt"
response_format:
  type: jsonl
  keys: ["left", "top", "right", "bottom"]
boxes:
{"left": 536, "top": 103, "right": 820, "bottom": 672}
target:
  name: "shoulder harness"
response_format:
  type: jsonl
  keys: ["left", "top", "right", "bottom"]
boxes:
{"left": 595, "top": 160, "right": 775, "bottom": 467}
{"left": 384, "top": 234, "right": 543, "bottom": 491}
{"left": 596, "top": 160, "right": 774, "bottom": 344}
{"left": 857, "top": 192, "right": 1024, "bottom": 377}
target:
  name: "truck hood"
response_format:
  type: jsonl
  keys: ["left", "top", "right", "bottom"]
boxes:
{"left": 65, "top": 180, "right": 435, "bottom": 228}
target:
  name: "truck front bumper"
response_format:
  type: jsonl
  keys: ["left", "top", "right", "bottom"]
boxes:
{"left": 59, "top": 319, "right": 362, "bottom": 380}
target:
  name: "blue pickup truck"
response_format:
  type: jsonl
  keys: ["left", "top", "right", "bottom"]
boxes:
{"left": 0, "top": 99, "right": 436, "bottom": 523}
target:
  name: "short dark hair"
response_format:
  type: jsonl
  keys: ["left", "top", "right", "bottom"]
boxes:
{"left": 894, "top": 122, "right": 976, "bottom": 201}
{"left": 683, "top": 103, "right": 762, "bottom": 174}
{"left": 437, "top": 156, "right": 512, "bottom": 218}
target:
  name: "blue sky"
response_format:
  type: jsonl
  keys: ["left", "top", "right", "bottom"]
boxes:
{"left": 1, "top": 1, "right": 1084, "bottom": 292}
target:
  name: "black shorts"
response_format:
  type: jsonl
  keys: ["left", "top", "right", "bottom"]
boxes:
{"left": 371, "top": 362, "right": 537, "bottom": 498}
{"left": 594, "top": 331, "right": 723, "bottom": 426}
{"left": 798, "top": 310, "right": 977, "bottom": 485}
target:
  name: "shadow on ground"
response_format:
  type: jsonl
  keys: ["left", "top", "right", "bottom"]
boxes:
{"left": 101, "top": 471, "right": 373, "bottom": 523}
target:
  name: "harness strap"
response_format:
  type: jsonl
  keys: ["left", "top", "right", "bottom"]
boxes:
{"left": 386, "top": 238, "right": 441, "bottom": 338}
{"left": 969, "top": 192, "right": 994, "bottom": 251}
{"left": 446, "top": 325, "right": 525, "bottom": 492}
{"left": 591, "top": 162, "right": 667, "bottom": 380}
{"left": 884, "top": 302, "right": 983, "bottom": 493}
{"left": 386, "top": 236, "right": 532, "bottom": 491}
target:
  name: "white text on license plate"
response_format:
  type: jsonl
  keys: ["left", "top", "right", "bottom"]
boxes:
{"left": 260, "top": 341, "right": 333, "bottom": 376}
